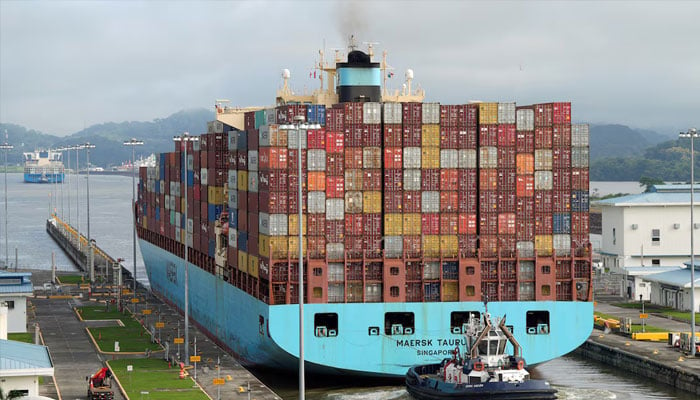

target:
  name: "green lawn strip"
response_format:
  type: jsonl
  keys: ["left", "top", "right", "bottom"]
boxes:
{"left": 56, "top": 275, "right": 85, "bottom": 284}
{"left": 108, "top": 358, "right": 209, "bottom": 400}
{"left": 7, "top": 333, "right": 33, "bottom": 343}
{"left": 611, "top": 302, "right": 700, "bottom": 324}
{"left": 594, "top": 312, "right": 665, "bottom": 333}
{"left": 78, "top": 306, "right": 161, "bottom": 353}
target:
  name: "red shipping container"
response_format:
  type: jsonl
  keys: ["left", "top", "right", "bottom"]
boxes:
{"left": 363, "top": 213, "right": 382, "bottom": 236}
{"left": 553, "top": 169, "right": 571, "bottom": 191}
{"left": 308, "top": 236, "right": 326, "bottom": 258}
{"left": 345, "top": 214, "right": 363, "bottom": 236}
{"left": 325, "top": 220, "right": 344, "bottom": 242}
{"left": 383, "top": 124, "right": 402, "bottom": 146}
{"left": 384, "top": 190, "right": 402, "bottom": 212}
{"left": 276, "top": 104, "right": 307, "bottom": 125}
{"left": 497, "top": 148, "right": 516, "bottom": 169}
{"left": 516, "top": 219, "right": 535, "bottom": 241}
{"left": 553, "top": 148, "right": 572, "bottom": 169}
{"left": 479, "top": 213, "right": 498, "bottom": 235}
{"left": 458, "top": 213, "right": 477, "bottom": 234}
{"left": 534, "top": 103, "right": 553, "bottom": 127}
{"left": 384, "top": 147, "right": 403, "bottom": 169}
{"left": 193, "top": 184, "right": 201, "bottom": 201}
{"left": 343, "top": 103, "right": 363, "bottom": 125}
{"left": 307, "top": 129, "right": 326, "bottom": 149}
{"left": 421, "top": 213, "right": 440, "bottom": 234}
{"left": 248, "top": 212, "right": 259, "bottom": 236}
{"left": 571, "top": 169, "right": 589, "bottom": 191}
{"left": 237, "top": 152, "right": 248, "bottom": 170}
{"left": 364, "top": 235, "right": 382, "bottom": 257}
{"left": 287, "top": 189, "right": 307, "bottom": 214}
{"left": 326, "top": 176, "right": 344, "bottom": 198}
{"left": 497, "top": 169, "right": 516, "bottom": 192}
{"left": 200, "top": 151, "right": 208, "bottom": 169}
{"left": 516, "top": 175, "right": 535, "bottom": 197}
{"left": 258, "top": 148, "right": 289, "bottom": 170}
{"left": 457, "top": 127, "right": 477, "bottom": 149}
{"left": 571, "top": 212, "right": 589, "bottom": 234}
{"left": 247, "top": 192, "right": 259, "bottom": 214}
{"left": 244, "top": 112, "right": 255, "bottom": 131}
{"left": 363, "top": 169, "right": 382, "bottom": 191}
{"left": 308, "top": 214, "right": 326, "bottom": 234}
{"left": 258, "top": 191, "right": 288, "bottom": 214}
{"left": 497, "top": 124, "right": 516, "bottom": 147}
{"left": 421, "top": 169, "right": 441, "bottom": 191}
{"left": 516, "top": 197, "right": 534, "bottom": 218}
{"left": 344, "top": 147, "right": 363, "bottom": 169}
{"left": 287, "top": 149, "right": 307, "bottom": 171}
{"left": 479, "top": 191, "right": 498, "bottom": 213}
{"left": 403, "top": 191, "right": 421, "bottom": 213}
{"left": 440, "top": 126, "right": 459, "bottom": 149}
{"left": 259, "top": 170, "right": 288, "bottom": 192}
{"left": 458, "top": 234, "right": 478, "bottom": 256}
{"left": 553, "top": 190, "right": 571, "bottom": 212}
{"left": 535, "top": 127, "right": 553, "bottom": 149}
{"left": 498, "top": 213, "right": 516, "bottom": 234}
{"left": 553, "top": 124, "right": 571, "bottom": 147}
{"left": 326, "top": 132, "right": 344, "bottom": 153}
{"left": 535, "top": 213, "right": 553, "bottom": 234}
{"left": 458, "top": 192, "right": 477, "bottom": 213}
{"left": 467, "top": 104, "right": 478, "bottom": 127}
{"left": 440, "top": 213, "right": 459, "bottom": 235}
{"left": 498, "top": 192, "right": 516, "bottom": 212}
{"left": 440, "top": 169, "right": 458, "bottom": 191}
{"left": 458, "top": 169, "right": 478, "bottom": 192}
{"left": 402, "top": 102, "right": 422, "bottom": 125}
{"left": 248, "top": 233, "right": 259, "bottom": 255}
{"left": 345, "top": 236, "right": 364, "bottom": 259}
{"left": 238, "top": 189, "right": 248, "bottom": 211}
{"left": 534, "top": 191, "right": 552, "bottom": 213}
{"left": 384, "top": 169, "right": 403, "bottom": 191}
{"left": 404, "top": 236, "right": 422, "bottom": 258}
{"left": 361, "top": 124, "right": 382, "bottom": 146}
{"left": 344, "top": 125, "right": 363, "bottom": 147}
{"left": 248, "top": 128, "right": 259, "bottom": 150}
{"left": 326, "top": 152, "right": 344, "bottom": 176}
{"left": 326, "top": 108, "right": 344, "bottom": 132}
{"left": 480, "top": 169, "right": 498, "bottom": 191}
{"left": 200, "top": 201, "right": 208, "bottom": 222}
{"left": 402, "top": 124, "right": 422, "bottom": 147}
{"left": 552, "top": 102, "right": 571, "bottom": 124}
{"left": 479, "top": 125, "right": 498, "bottom": 146}
{"left": 440, "top": 191, "right": 458, "bottom": 212}
{"left": 237, "top": 209, "right": 248, "bottom": 231}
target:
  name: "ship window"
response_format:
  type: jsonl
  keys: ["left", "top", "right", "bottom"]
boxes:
{"left": 390, "top": 286, "right": 400, "bottom": 297}
{"left": 313, "top": 268, "right": 323, "bottom": 276}
{"left": 390, "top": 267, "right": 399, "bottom": 276}
{"left": 450, "top": 311, "right": 480, "bottom": 334}
{"left": 465, "top": 285, "right": 475, "bottom": 296}
{"left": 542, "top": 285, "right": 551, "bottom": 296}
{"left": 314, "top": 313, "right": 338, "bottom": 337}
{"left": 541, "top": 265, "right": 551, "bottom": 274}
{"left": 385, "top": 312, "right": 414, "bottom": 335}
{"left": 312, "top": 287, "right": 323, "bottom": 298}
{"left": 526, "top": 310, "right": 550, "bottom": 335}
{"left": 466, "top": 266, "right": 475, "bottom": 275}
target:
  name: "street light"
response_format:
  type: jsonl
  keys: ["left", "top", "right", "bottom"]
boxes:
{"left": 0, "top": 132, "right": 13, "bottom": 268}
{"left": 124, "top": 138, "right": 144, "bottom": 304}
{"left": 82, "top": 142, "right": 96, "bottom": 282}
{"left": 679, "top": 127, "right": 697, "bottom": 357}
{"left": 75, "top": 145, "right": 82, "bottom": 251}
{"left": 280, "top": 115, "right": 320, "bottom": 400}
{"left": 173, "top": 132, "right": 198, "bottom": 365}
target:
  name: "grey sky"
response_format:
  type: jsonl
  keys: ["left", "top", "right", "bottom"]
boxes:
{"left": 1, "top": 0, "right": 698, "bottom": 136}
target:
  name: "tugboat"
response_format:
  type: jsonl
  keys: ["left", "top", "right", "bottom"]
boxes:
{"left": 405, "top": 308, "right": 557, "bottom": 400}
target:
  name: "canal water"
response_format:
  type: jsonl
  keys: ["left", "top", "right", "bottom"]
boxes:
{"left": 2, "top": 174, "right": 694, "bottom": 399}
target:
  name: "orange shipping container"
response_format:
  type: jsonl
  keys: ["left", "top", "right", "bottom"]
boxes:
{"left": 345, "top": 147, "right": 363, "bottom": 168}
{"left": 259, "top": 147, "right": 289, "bottom": 169}
{"left": 516, "top": 153, "right": 534, "bottom": 175}
{"left": 498, "top": 213, "right": 516, "bottom": 234}
{"left": 458, "top": 213, "right": 477, "bottom": 234}
{"left": 480, "top": 169, "right": 498, "bottom": 191}
{"left": 384, "top": 147, "right": 403, "bottom": 169}
{"left": 516, "top": 175, "right": 535, "bottom": 197}
{"left": 308, "top": 171, "right": 326, "bottom": 191}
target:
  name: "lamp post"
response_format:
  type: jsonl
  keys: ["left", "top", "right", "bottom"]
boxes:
{"left": 280, "top": 116, "right": 320, "bottom": 400}
{"left": 124, "top": 139, "right": 144, "bottom": 303}
{"left": 679, "top": 127, "right": 697, "bottom": 356}
{"left": 173, "top": 132, "right": 198, "bottom": 365}
{"left": 75, "top": 145, "right": 82, "bottom": 250}
{"left": 82, "top": 143, "right": 96, "bottom": 282}
{"left": 0, "top": 134, "right": 13, "bottom": 268}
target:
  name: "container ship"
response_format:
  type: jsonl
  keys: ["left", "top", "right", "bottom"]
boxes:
{"left": 24, "top": 150, "right": 65, "bottom": 183}
{"left": 135, "top": 42, "right": 593, "bottom": 377}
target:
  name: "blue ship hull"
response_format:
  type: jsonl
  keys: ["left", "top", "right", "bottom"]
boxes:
{"left": 139, "top": 239, "right": 593, "bottom": 377}
{"left": 24, "top": 173, "right": 64, "bottom": 183}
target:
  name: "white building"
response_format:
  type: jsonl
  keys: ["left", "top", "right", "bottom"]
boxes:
{"left": 644, "top": 262, "right": 700, "bottom": 312}
{"left": 597, "top": 185, "right": 700, "bottom": 271}
{"left": 0, "top": 271, "right": 33, "bottom": 333}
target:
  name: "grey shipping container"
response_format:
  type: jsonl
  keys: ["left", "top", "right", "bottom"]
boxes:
{"left": 383, "top": 103, "right": 402, "bottom": 124}
{"left": 403, "top": 147, "right": 421, "bottom": 169}
{"left": 228, "top": 170, "right": 238, "bottom": 189}
{"left": 259, "top": 125, "right": 271, "bottom": 147}
{"left": 327, "top": 243, "right": 345, "bottom": 260}
{"left": 516, "top": 241, "right": 534, "bottom": 258}
{"left": 498, "top": 102, "right": 516, "bottom": 124}
{"left": 403, "top": 169, "right": 421, "bottom": 191}
{"left": 384, "top": 236, "right": 403, "bottom": 258}
{"left": 287, "top": 129, "right": 308, "bottom": 149}
{"left": 516, "top": 108, "right": 534, "bottom": 131}
{"left": 248, "top": 150, "right": 259, "bottom": 171}
{"left": 422, "top": 103, "right": 440, "bottom": 124}
{"left": 534, "top": 171, "right": 553, "bottom": 190}
{"left": 308, "top": 191, "right": 326, "bottom": 214}
{"left": 423, "top": 261, "right": 439, "bottom": 280}
{"left": 328, "top": 263, "right": 345, "bottom": 281}
{"left": 458, "top": 149, "right": 477, "bottom": 169}
{"left": 572, "top": 124, "right": 590, "bottom": 147}
{"left": 421, "top": 191, "right": 440, "bottom": 213}
{"left": 440, "top": 149, "right": 459, "bottom": 169}
{"left": 344, "top": 192, "right": 363, "bottom": 214}
{"left": 571, "top": 147, "right": 589, "bottom": 168}
{"left": 326, "top": 198, "right": 345, "bottom": 220}
{"left": 363, "top": 102, "right": 382, "bottom": 124}
{"left": 308, "top": 149, "right": 327, "bottom": 171}
{"left": 479, "top": 147, "right": 498, "bottom": 169}
{"left": 248, "top": 171, "right": 258, "bottom": 192}
{"left": 534, "top": 149, "right": 552, "bottom": 170}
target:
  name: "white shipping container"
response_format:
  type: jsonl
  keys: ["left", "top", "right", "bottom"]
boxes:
{"left": 516, "top": 108, "right": 534, "bottom": 131}
{"left": 479, "top": 147, "right": 498, "bottom": 169}
{"left": 187, "top": 154, "right": 194, "bottom": 170}
{"left": 259, "top": 213, "right": 271, "bottom": 235}
{"left": 363, "top": 147, "right": 381, "bottom": 169}
{"left": 175, "top": 227, "right": 181, "bottom": 243}
{"left": 344, "top": 191, "right": 363, "bottom": 214}
{"left": 287, "top": 129, "right": 308, "bottom": 149}
{"left": 326, "top": 199, "right": 345, "bottom": 220}
{"left": 169, "top": 195, "right": 175, "bottom": 210}
{"left": 159, "top": 180, "right": 165, "bottom": 194}
{"left": 175, "top": 212, "right": 181, "bottom": 228}
{"left": 534, "top": 171, "right": 553, "bottom": 190}
{"left": 403, "top": 147, "right": 421, "bottom": 169}
{"left": 248, "top": 171, "right": 258, "bottom": 193}
{"left": 175, "top": 182, "right": 181, "bottom": 197}
{"left": 187, "top": 218, "right": 193, "bottom": 234}
{"left": 498, "top": 102, "right": 516, "bottom": 124}
{"left": 363, "top": 102, "right": 382, "bottom": 124}
{"left": 264, "top": 108, "right": 277, "bottom": 125}
{"left": 229, "top": 228, "right": 238, "bottom": 249}
{"left": 228, "top": 130, "right": 239, "bottom": 150}
{"left": 440, "top": 149, "right": 459, "bottom": 169}
{"left": 248, "top": 150, "right": 259, "bottom": 171}
{"left": 403, "top": 169, "right": 421, "bottom": 191}
{"left": 228, "top": 190, "right": 238, "bottom": 209}
{"left": 384, "top": 236, "right": 403, "bottom": 258}
{"left": 308, "top": 191, "right": 326, "bottom": 214}
{"left": 259, "top": 125, "right": 271, "bottom": 147}
{"left": 365, "top": 284, "right": 382, "bottom": 302}
{"left": 458, "top": 149, "right": 477, "bottom": 169}
{"left": 207, "top": 120, "right": 224, "bottom": 134}
{"left": 228, "top": 170, "right": 238, "bottom": 189}
{"left": 270, "top": 214, "right": 288, "bottom": 236}
{"left": 534, "top": 149, "right": 553, "bottom": 170}
{"left": 326, "top": 243, "right": 345, "bottom": 260}
{"left": 328, "top": 263, "right": 345, "bottom": 282}
{"left": 572, "top": 147, "right": 589, "bottom": 168}
{"left": 553, "top": 234, "right": 571, "bottom": 255}
{"left": 422, "top": 102, "right": 440, "bottom": 124}
{"left": 192, "top": 139, "right": 200, "bottom": 152}
{"left": 201, "top": 168, "right": 208, "bottom": 185}
{"left": 308, "top": 149, "right": 327, "bottom": 171}
{"left": 516, "top": 241, "right": 534, "bottom": 258}
{"left": 421, "top": 191, "right": 440, "bottom": 213}
{"left": 164, "top": 194, "right": 170, "bottom": 210}
{"left": 383, "top": 102, "right": 402, "bottom": 124}
{"left": 423, "top": 261, "right": 439, "bottom": 279}
{"left": 572, "top": 124, "right": 590, "bottom": 147}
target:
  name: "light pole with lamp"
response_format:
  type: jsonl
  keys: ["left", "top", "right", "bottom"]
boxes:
{"left": 173, "top": 132, "right": 198, "bottom": 365}
{"left": 0, "top": 134, "right": 13, "bottom": 269}
{"left": 124, "top": 139, "right": 144, "bottom": 303}
{"left": 679, "top": 127, "right": 697, "bottom": 356}
{"left": 75, "top": 145, "right": 82, "bottom": 251}
{"left": 82, "top": 143, "right": 96, "bottom": 282}
{"left": 280, "top": 115, "right": 320, "bottom": 400}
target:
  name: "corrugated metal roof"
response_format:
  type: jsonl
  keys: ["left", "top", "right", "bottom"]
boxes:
{"left": 643, "top": 268, "right": 700, "bottom": 288}
{"left": 650, "top": 184, "right": 699, "bottom": 193}
{"left": 596, "top": 192, "right": 700, "bottom": 206}
{"left": 0, "top": 270, "right": 34, "bottom": 294}
{"left": 0, "top": 339, "right": 53, "bottom": 371}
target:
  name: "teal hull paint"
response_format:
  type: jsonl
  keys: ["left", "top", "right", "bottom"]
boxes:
{"left": 140, "top": 239, "right": 593, "bottom": 377}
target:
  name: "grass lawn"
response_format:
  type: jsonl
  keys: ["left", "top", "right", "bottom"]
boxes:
{"left": 8, "top": 332, "right": 33, "bottom": 343}
{"left": 57, "top": 274, "right": 86, "bottom": 284}
{"left": 108, "top": 358, "right": 209, "bottom": 400}
{"left": 611, "top": 302, "right": 700, "bottom": 324}
{"left": 78, "top": 306, "right": 161, "bottom": 353}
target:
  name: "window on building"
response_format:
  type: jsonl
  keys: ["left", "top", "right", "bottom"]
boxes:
{"left": 541, "top": 265, "right": 551, "bottom": 274}
{"left": 466, "top": 266, "right": 475, "bottom": 275}
{"left": 312, "top": 287, "right": 323, "bottom": 298}
{"left": 314, "top": 313, "right": 338, "bottom": 337}
{"left": 651, "top": 229, "right": 660, "bottom": 246}
{"left": 542, "top": 285, "right": 551, "bottom": 296}
{"left": 390, "top": 286, "right": 400, "bottom": 297}
{"left": 390, "top": 267, "right": 399, "bottom": 276}
{"left": 313, "top": 268, "right": 322, "bottom": 276}
{"left": 613, "top": 228, "right": 616, "bottom": 245}
{"left": 652, "top": 259, "right": 661, "bottom": 266}
{"left": 385, "top": 312, "right": 415, "bottom": 335}
{"left": 4, "top": 300, "right": 14, "bottom": 309}
{"left": 465, "top": 285, "right": 475, "bottom": 296}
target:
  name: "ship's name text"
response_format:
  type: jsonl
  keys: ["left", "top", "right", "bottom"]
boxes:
{"left": 396, "top": 338, "right": 467, "bottom": 348}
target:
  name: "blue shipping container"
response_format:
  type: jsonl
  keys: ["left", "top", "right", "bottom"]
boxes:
{"left": 571, "top": 191, "right": 590, "bottom": 212}
{"left": 228, "top": 207, "right": 238, "bottom": 228}
{"left": 208, "top": 204, "right": 224, "bottom": 222}
{"left": 238, "top": 131, "right": 248, "bottom": 151}
{"left": 553, "top": 213, "right": 571, "bottom": 234}
{"left": 442, "top": 262, "right": 459, "bottom": 280}
{"left": 238, "top": 232, "right": 248, "bottom": 252}
{"left": 208, "top": 239, "right": 216, "bottom": 258}
{"left": 155, "top": 206, "right": 160, "bottom": 221}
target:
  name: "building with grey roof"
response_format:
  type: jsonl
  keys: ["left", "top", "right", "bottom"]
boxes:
{"left": 643, "top": 261, "right": 700, "bottom": 312}
{"left": 0, "top": 271, "right": 33, "bottom": 333}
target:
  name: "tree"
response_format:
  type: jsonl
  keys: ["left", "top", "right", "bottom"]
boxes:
{"left": 639, "top": 176, "right": 664, "bottom": 192}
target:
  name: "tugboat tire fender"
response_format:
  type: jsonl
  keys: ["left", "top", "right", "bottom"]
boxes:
{"left": 473, "top": 361, "right": 484, "bottom": 372}
{"left": 517, "top": 360, "right": 524, "bottom": 370}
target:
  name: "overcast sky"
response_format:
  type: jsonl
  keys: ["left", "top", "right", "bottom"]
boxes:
{"left": 1, "top": 0, "right": 698, "bottom": 136}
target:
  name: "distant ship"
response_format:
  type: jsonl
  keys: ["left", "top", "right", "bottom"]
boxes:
{"left": 112, "top": 154, "right": 157, "bottom": 173}
{"left": 24, "top": 150, "right": 64, "bottom": 183}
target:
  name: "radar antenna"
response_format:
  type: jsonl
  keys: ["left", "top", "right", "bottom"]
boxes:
{"left": 363, "top": 41, "right": 379, "bottom": 59}
{"left": 348, "top": 34, "right": 357, "bottom": 51}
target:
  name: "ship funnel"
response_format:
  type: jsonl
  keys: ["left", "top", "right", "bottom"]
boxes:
{"left": 336, "top": 50, "right": 381, "bottom": 103}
